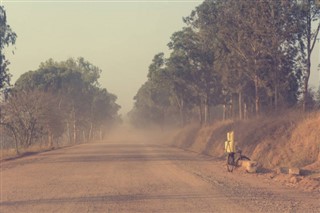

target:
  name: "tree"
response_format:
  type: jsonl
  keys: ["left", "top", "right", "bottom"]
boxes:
{"left": 132, "top": 0, "right": 315, "bottom": 124}
{"left": 130, "top": 53, "right": 172, "bottom": 128}
{"left": 166, "top": 50, "right": 197, "bottom": 126}
{"left": 314, "top": 85, "right": 320, "bottom": 108}
{"left": 196, "top": 0, "right": 302, "bottom": 116}
{"left": 168, "top": 27, "right": 223, "bottom": 124}
{"left": 14, "top": 58, "right": 120, "bottom": 143}
{"left": 0, "top": 90, "right": 60, "bottom": 154}
{"left": 0, "top": 6, "right": 16, "bottom": 90}
{"left": 298, "top": 0, "right": 320, "bottom": 111}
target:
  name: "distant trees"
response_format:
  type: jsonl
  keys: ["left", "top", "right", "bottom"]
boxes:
{"left": 129, "top": 53, "right": 171, "bottom": 128}
{"left": 1, "top": 58, "right": 120, "bottom": 153}
{"left": 130, "top": 0, "right": 320, "bottom": 127}
{"left": 0, "top": 6, "right": 120, "bottom": 154}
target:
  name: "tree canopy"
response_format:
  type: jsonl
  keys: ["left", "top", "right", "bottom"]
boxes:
{"left": 1, "top": 57, "right": 120, "bottom": 153}
{"left": 130, "top": 0, "right": 320, "bottom": 127}
{"left": 0, "top": 5, "right": 16, "bottom": 90}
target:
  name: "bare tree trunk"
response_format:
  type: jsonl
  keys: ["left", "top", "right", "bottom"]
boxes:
{"left": 244, "top": 103, "right": 247, "bottom": 120}
{"left": 73, "top": 120, "right": 76, "bottom": 144}
{"left": 161, "top": 107, "right": 166, "bottom": 132}
{"left": 199, "top": 101, "right": 204, "bottom": 126}
{"left": 39, "top": 136, "right": 44, "bottom": 148}
{"left": 83, "top": 130, "right": 86, "bottom": 143}
{"left": 27, "top": 124, "right": 35, "bottom": 147}
{"left": 11, "top": 129, "right": 19, "bottom": 155}
{"left": 89, "top": 122, "right": 93, "bottom": 141}
{"left": 14, "top": 138, "right": 19, "bottom": 154}
{"left": 230, "top": 97, "right": 233, "bottom": 120}
{"left": 179, "top": 99, "right": 185, "bottom": 127}
{"left": 274, "top": 83, "right": 278, "bottom": 111}
{"left": 239, "top": 91, "right": 243, "bottom": 120}
{"left": 204, "top": 92, "right": 211, "bottom": 124}
{"left": 72, "top": 105, "right": 77, "bottom": 144}
{"left": 223, "top": 104, "right": 226, "bottom": 121}
{"left": 99, "top": 128, "right": 102, "bottom": 140}
{"left": 204, "top": 97, "right": 208, "bottom": 125}
{"left": 303, "top": 1, "right": 320, "bottom": 111}
{"left": 254, "top": 75, "right": 260, "bottom": 116}
{"left": 228, "top": 104, "right": 232, "bottom": 120}
{"left": 173, "top": 95, "right": 185, "bottom": 127}
{"left": 48, "top": 132, "right": 53, "bottom": 148}
{"left": 303, "top": 60, "right": 311, "bottom": 112}
{"left": 56, "top": 137, "right": 59, "bottom": 147}
{"left": 179, "top": 107, "right": 184, "bottom": 127}
{"left": 67, "top": 121, "right": 71, "bottom": 144}
{"left": 303, "top": 40, "right": 311, "bottom": 111}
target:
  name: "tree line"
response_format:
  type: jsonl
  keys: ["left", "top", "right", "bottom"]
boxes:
{"left": 0, "top": 6, "right": 120, "bottom": 154}
{"left": 129, "top": 0, "right": 320, "bottom": 127}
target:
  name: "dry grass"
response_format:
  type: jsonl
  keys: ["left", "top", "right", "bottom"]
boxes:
{"left": 169, "top": 111, "right": 320, "bottom": 171}
{"left": 1, "top": 148, "right": 18, "bottom": 160}
{"left": 1, "top": 143, "right": 63, "bottom": 161}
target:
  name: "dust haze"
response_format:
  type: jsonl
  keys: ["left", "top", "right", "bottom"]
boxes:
{"left": 104, "top": 122, "right": 174, "bottom": 146}
{"left": 1, "top": 116, "right": 319, "bottom": 213}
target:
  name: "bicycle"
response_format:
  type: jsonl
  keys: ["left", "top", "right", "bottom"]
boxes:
{"left": 226, "top": 150, "right": 250, "bottom": 172}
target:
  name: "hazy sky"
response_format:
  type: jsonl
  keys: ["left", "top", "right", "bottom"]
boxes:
{"left": 2, "top": 0, "right": 201, "bottom": 115}
{"left": 2, "top": 0, "right": 320, "bottom": 115}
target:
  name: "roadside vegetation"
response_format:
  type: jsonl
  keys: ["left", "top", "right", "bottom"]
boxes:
{"left": 0, "top": 6, "right": 120, "bottom": 156}
{"left": 128, "top": 0, "right": 320, "bottom": 174}
{"left": 129, "top": 0, "right": 320, "bottom": 127}
{"left": 0, "top": 0, "right": 320, "bottom": 168}
{"left": 168, "top": 112, "right": 320, "bottom": 170}
{"left": 1, "top": 58, "right": 121, "bottom": 155}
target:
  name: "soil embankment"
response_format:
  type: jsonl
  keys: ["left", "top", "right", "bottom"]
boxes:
{"left": 167, "top": 112, "right": 320, "bottom": 191}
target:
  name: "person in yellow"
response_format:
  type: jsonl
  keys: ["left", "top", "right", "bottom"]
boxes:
{"left": 225, "top": 131, "right": 236, "bottom": 172}
{"left": 225, "top": 130, "right": 250, "bottom": 172}
{"left": 225, "top": 131, "right": 236, "bottom": 153}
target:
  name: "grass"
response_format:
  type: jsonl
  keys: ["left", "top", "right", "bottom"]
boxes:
{"left": 169, "top": 111, "right": 320, "bottom": 170}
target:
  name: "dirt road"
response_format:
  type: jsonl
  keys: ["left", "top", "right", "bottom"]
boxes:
{"left": 1, "top": 139, "right": 319, "bottom": 212}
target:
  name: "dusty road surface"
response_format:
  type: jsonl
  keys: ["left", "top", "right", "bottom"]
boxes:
{"left": 1, "top": 138, "right": 319, "bottom": 212}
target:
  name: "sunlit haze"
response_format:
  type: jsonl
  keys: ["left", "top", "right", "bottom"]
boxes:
{"left": 3, "top": 1, "right": 201, "bottom": 116}
{"left": 2, "top": 0, "right": 320, "bottom": 116}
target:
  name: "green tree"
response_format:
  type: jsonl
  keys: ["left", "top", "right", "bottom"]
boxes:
{"left": 297, "top": 0, "right": 320, "bottom": 111}
{"left": 165, "top": 50, "right": 197, "bottom": 126}
{"left": 168, "top": 27, "right": 223, "bottom": 124}
{"left": 0, "top": 6, "right": 16, "bottom": 90}
{"left": 202, "top": 0, "right": 302, "bottom": 116}
{"left": 15, "top": 58, "right": 120, "bottom": 143}
{"left": 130, "top": 53, "right": 172, "bottom": 128}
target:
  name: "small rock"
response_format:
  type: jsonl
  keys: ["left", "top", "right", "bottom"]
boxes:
{"left": 289, "top": 176, "right": 298, "bottom": 184}
{"left": 289, "top": 168, "right": 300, "bottom": 175}
{"left": 269, "top": 173, "right": 276, "bottom": 179}
{"left": 239, "top": 160, "right": 259, "bottom": 173}
{"left": 241, "top": 160, "right": 257, "bottom": 168}
{"left": 275, "top": 167, "right": 282, "bottom": 174}
{"left": 276, "top": 167, "right": 288, "bottom": 174}
{"left": 246, "top": 165, "right": 257, "bottom": 173}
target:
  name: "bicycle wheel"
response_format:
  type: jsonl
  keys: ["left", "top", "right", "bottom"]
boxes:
{"left": 227, "top": 153, "right": 235, "bottom": 172}
{"left": 240, "top": 155, "right": 250, "bottom": 161}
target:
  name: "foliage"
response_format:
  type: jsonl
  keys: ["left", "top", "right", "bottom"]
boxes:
{"left": 1, "top": 58, "right": 120, "bottom": 152}
{"left": 130, "top": 0, "right": 320, "bottom": 127}
{"left": 0, "top": 90, "right": 61, "bottom": 154}
{"left": 0, "top": 6, "right": 16, "bottom": 90}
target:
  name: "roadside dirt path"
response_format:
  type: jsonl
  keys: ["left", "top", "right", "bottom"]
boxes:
{"left": 1, "top": 139, "right": 319, "bottom": 212}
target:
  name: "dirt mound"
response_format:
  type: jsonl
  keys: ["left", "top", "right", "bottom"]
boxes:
{"left": 169, "top": 111, "right": 320, "bottom": 171}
